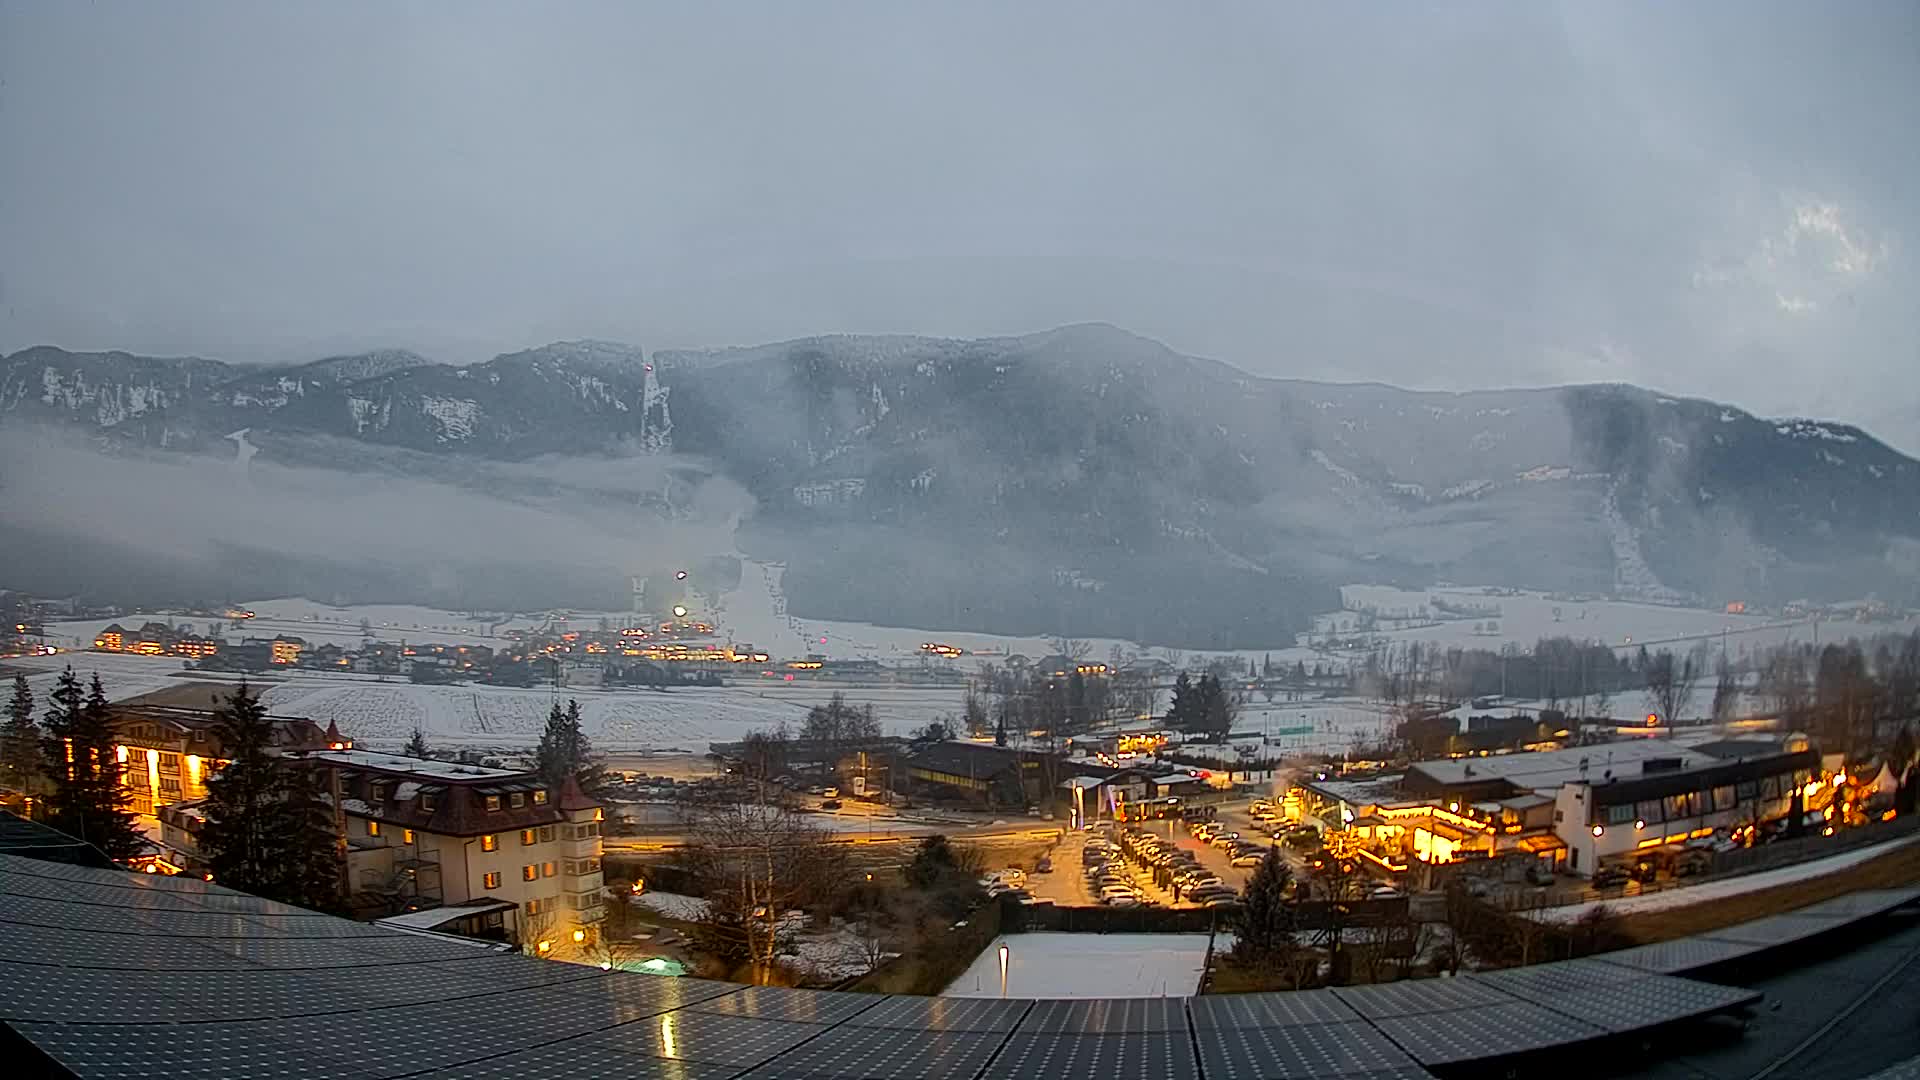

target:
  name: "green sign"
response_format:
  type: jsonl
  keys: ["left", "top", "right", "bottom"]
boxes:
{"left": 1271, "top": 725, "right": 1314, "bottom": 736}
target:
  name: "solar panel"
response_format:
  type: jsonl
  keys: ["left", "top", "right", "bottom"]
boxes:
{"left": 271, "top": 1007, "right": 562, "bottom": 1076}
{"left": 1198, "top": 1019, "right": 1421, "bottom": 1079}
{"left": 985, "top": 1031, "right": 1200, "bottom": 1080}
{"left": 686, "top": 986, "right": 886, "bottom": 1025}
{"left": 3, "top": 841, "right": 1904, "bottom": 1080}
{"left": 403, "top": 1040, "right": 742, "bottom": 1080}
{"left": 0, "top": 891, "right": 163, "bottom": 932}
{"left": 1331, "top": 975, "right": 1515, "bottom": 1018}
{"left": 1700, "top": 912, "right": 1845, "bottom": 947}
{"left": 546, "top": 974, "right": 743, "bottom": 1015}
{"left": 1493, "top": 974, "right": 1759, "bottom": 1034}
{"left": 0, "top": 920, "right": 253, "bottom": 970}
{"left": 1596, "top": 936, "right": 1760, "bottom": 974}
{"left": 11, "top": 1020, "right": 385, "bottom": 1080}
{"left": 586, "top": 1009, "right": 832, "bottom": 1068}
{"left": 0, "top": 962, "right": 202, "bottom": 1023}
{"left": 1794, "top": 886, "right": 1920, "bottom": 920}
{"left": 1373, "top": 1000, "right": 1607, "bottom": 1064}
{"left": 1016, "top": 997, "right": 1188, "bottom": 1033}
{"left": 736, "top": 1027, "right": 1007, "bottom": 1079}
{"left": 839, "top": 994, "right": 1033, "bottom": 1032}
{"left": 1471, "top": 958, "right": 1643, "bottom": 998}
{"left": 1188, "top": 989, "right": 1359, "bottom": 1029}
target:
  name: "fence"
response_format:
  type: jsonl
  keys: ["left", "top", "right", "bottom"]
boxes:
{"left": 1006, "top": 901, "right": 1232, "bottom": 935}
{"left": 1544, "top": 813, "right": 1919, "bottom": 909}
{"left": 847, "top": 898, "right": 1002, "bottom": 995}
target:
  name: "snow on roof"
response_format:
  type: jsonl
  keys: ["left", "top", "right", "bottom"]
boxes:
{"left": 305, "top": 749, "right": 525, "bottom": 781}
{"left": 375, "top": 900, "right": 518, "bottom": 931}
{"left": 395, "top": 782, "right": 422, "bottom": 802}
{"left": 1304, "top": 774, "right": 1409, "bottom": 807}
{"left": 1409, "top": 738, "right": 1762, "bottom": 792}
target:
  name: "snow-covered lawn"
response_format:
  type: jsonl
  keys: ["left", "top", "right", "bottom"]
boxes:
{"left": 632, "top": 890, "right": 709, "bottom": 921}
{"left": 5, "top": 651, "right": 193, "bottom": 706}
{"left": 941, "top": 932, "right": 1213, "bottom": 998}
{"left": 1533, "top": 831, "right": 1920, "bottom": 924}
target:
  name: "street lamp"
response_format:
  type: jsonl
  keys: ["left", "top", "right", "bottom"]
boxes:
{"left": 998, "top": 943, "right": 1010, "bottom": 997}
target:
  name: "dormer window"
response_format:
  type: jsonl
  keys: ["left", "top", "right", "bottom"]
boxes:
{"left": 510, "top": 792, "right": 526, "bottom": 809}
{"left": 532, "top": 789, "right": 548, "bottom": 806}
{"left": 421, "top": 792, "right": 438, "bottom": 812}
{"left": 485, "top": 795, "right": 502, "bottom": 812}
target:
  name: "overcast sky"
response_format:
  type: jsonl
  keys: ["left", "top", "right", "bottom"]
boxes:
{"left": 3, "top": 2, "right": 1916, "bottom": 450}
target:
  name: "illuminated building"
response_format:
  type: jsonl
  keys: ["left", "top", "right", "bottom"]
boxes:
{"left": 297, "top": 750, "right": 605, "bottom": 947}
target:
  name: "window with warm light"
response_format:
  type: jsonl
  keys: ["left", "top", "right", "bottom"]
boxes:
{"left": 532, "top": 789, "right": 548, "bottom": 805}
{"left": 402, "top": 829, "right": 414, "bottom": 844}
{"left": 366, "top": 820, "right": 380, "bottom": 837}
{"left": 521, "top": 829, "right": 536, "bottom": 846}
{"left": 483, "top": 872, "right": 500, "bottom": 890}
{"left": 541, "top": 861, "right": 556, "bottom": 878}
{"left": 484, "top": 795, "right": 501, "bottom": 812}
{"left": 522, "top": 864, "right": 537, "bottom": 882}
{"left": 481, "top": 833, "right": 497, "bottom": 852}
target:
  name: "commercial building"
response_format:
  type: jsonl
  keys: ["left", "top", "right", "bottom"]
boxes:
{"left": 1297, "top": 735, "right": 1823, "bottom": 878}
{"left": 297, "top": 749, "right": 607, "bottom": 950}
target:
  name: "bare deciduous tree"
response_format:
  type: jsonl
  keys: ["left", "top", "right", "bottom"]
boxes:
{"left": 1048, "top": 636, "right": 1092, "bottom": 662}
{"left": 1643, "top": 649, "right": 1697, "bottom": 731}
{"left": 680, "top": 800, "right": 849, "bottom": 981}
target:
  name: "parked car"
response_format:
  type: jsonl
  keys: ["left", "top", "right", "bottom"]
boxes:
{"left": 1033, "top": 857, "right": 1053, "bottom": 874}
{"left": 1525, "top": 862, "right": 1555, "bottom": 887}
{"left": 1591, "top": 865, "right": 1631, "bottom": 889}
{"left": 819, "top": 799, "right": 842, "bottom": 810}
{"left": 1367, "top": 885, "right": 1404, "bottom": 900}
{"left": 1673, "top": 851, "right": 1710, "bottom": 878}
{"left": 1230, "top": 853, "right": 1261, "bottom": 868}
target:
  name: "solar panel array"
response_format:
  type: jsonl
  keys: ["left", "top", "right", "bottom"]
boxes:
{"left": 0, "top": 852, "right": 1813, "bottom": 1080}
{"left": 1598, "top": 884, "right": 1920, "bottom": 975}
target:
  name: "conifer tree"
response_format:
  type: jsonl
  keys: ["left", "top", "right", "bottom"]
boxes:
{"left": 1, "top": 673, "right": 46, "bottom": 807}
{"left": 535, "top": 699, "right": 603, "bottom": 794}
{"left": 39, "top": 669, "right": 143, "bottom": 860}
{"left": 198, "top": 683, "right": 342, "bottom": 909}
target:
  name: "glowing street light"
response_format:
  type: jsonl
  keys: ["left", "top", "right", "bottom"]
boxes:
{"left": 675, "top": 570, "right": 688, "bottom": 580}
{"left": 998, "top": 943, "right": 1010, "bottom": 997}
{"left": 672, "top": 605, "right": 689, "bottom": 619}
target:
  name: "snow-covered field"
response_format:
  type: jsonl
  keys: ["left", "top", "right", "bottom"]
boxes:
{"left": 942, "top": 932, "right": 1212, "bottom": 998}
{"left": 249, "top": 678, "right": 971, "bottom": 751}
{"left": 4, "top": 650, "right": 194, "bottom": 709}
{"left": 1332, "top": 584, "right": 1914, "bottom": 661}
{"left": 23, "top": 568, "right": 1914, "bottom": 756}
